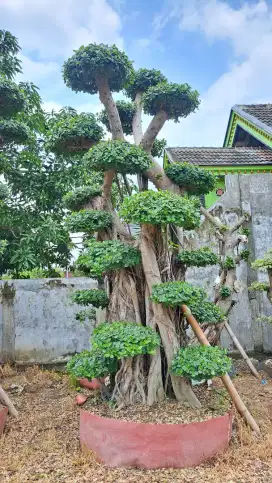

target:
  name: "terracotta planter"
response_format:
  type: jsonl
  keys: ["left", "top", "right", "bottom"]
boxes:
{"left": 0, "top": 407, "right": 8, "bottom": 436}
{"left": 79, "top": 378, "right": 103, "bottom": 390}
{"left": 80, "top": 410, "right": 232, "bottom": 469}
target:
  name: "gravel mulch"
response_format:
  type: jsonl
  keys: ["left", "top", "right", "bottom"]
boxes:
{"left": 0, "top": 366, "right": 272, "bottom": 482}
{"left": 83, "top": 382, "right": 231, "bottom": 424}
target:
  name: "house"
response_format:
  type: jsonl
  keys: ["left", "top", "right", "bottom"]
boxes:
{"left": 164, "top": 104, "right": 272, "bottom": 208}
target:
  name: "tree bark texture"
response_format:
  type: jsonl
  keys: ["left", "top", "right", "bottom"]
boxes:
{"left": 132, "top": 92, "right": 143, "bottom": 145}
{"left": 96, "top": 76, "right": 125, "bottom": 141}
{"left": 145, "top": 285, "right": 165, "bottom": 405}
{"left": 140, "top": 223, "right": 201, "bottom": 408}
{"left": 107, "top": 269, "right": 142, "bottom": 323}
{"left": 141, "top": 110, "right": 168, "bottom": 153}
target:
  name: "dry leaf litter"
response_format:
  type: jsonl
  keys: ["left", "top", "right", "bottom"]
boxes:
{"left": 0, "top": 364, "right": 272, "bottom": 482}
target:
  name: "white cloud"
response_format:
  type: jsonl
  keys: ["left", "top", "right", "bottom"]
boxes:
{"left": 178, "top": 0, "right": 269, "bottom": 57}
{"left": 42, "top": 101, "right": 63, "bottom": 113}
{"left": 17, "top": 54, "right": 59, "bottom": 83}
{"left": 0, "top": 0, "right": 124, "bottom": 102}
{"left": 155, "top": 0, "right": 272, "bottom": 147}
{"left": 0, "top": 0, "right": 123, "bottom": 60}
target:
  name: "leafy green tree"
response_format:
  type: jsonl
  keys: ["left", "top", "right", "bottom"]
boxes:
{"left": 0, "top": 31, "right": 94, "bottom": 275}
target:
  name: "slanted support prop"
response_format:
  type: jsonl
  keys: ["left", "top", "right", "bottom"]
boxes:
{"left": 181, "top": 304, "right": 260, "bottom": 435}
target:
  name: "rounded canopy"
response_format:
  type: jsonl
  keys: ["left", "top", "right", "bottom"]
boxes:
{"left": 63, "top": 43, "right": 133, "bottom": 95}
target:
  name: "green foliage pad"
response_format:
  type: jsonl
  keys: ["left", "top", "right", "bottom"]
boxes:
{"left": 66, "top": 209, "right": 112, "bottom": 233}
{"left": 63, "top": 43, "right": 133, "bottom": 94}
{"left": 125, "top": 68, "right": 167, "bottom": 100}
{"left": 252, "top": 249, "right": 272, "bottom": 270}
{"left": 67, "top": 349, "right": 117, "bottom": 380}
{"left": 84, "top": 140, "right": 152, "bottom": 175}
{"left": 151, "top": 281, "right": 224, "bottom": 324}
{"left": 178, "top": 247, "right": 219, "bottom": 267}
{"left": 165, "top": 162, "right": 216, "bottom": 195}
{"left": 46, "top": 108, "right": 103, "bottom": 155}
{"left": 92, "top": 321, "right": 161, "bottom": 359}
{"left": 219, "top": 286, "right": 232, "bottom": 299}
{"left": 77, "top": 239, "right": 141, "bottom": 277}
{"left": 120, "top": 190, "right": 201, "bottom": 229}
{"left": 63, "top": 185, "right": 102, "bottom": 211}
{"left": 143, "top": 83, "right": 200, "bottom": 121}
{"left": 0, "top": 119, "right": 30, "bottom": 144}
{"left": 171, "top": 345, "right": 232, "bottom": 381}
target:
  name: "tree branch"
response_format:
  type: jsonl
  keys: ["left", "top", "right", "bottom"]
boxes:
{"left": 230, "top": 214, "right": 250, "bottom": 234}
{"left": 132, "top": 92, "right": 143, "bottom": 146}
{"left": 146, "top": 157, "right": 179, "bottom": 192}
{"left": 130, "top": 94, "right": 177, "bottom": 192}
{"left": 95, "top": 76, "right": 125, "bottom": 141}
{"left": 200, "top": 206, "right": 224, "bottom": 230}
{"left": 95, "top": 76, "right": 125, "bottom": 200}
{"left": 122, "top": 175, "right": 132, "bottom": 196}
{"left": 132, "top": 92, "right": 148, "bottom": 191}
{"left": 141, "top": 110, "right": 168, "bottom": 153}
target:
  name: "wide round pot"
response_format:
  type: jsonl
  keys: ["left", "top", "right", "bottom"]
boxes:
{"left": 0, "top": 407, "right": 8, "bottom": 436}
{"left": 79, "top": 409, "right": 232, "bottom": 469}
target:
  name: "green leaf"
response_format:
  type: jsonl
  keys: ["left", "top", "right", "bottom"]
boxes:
{"left": 171, "top": 345, "right": 232, "bottom": 381}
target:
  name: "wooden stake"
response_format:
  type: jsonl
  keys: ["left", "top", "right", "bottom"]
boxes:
{"left": 223, "top": 320, "right": 260, "bottom": 379}
{"left": 0, "top": 384, "right": 18, "bottom": 418}
{"left": 181, "top": 305, "right": 260, "bottom": 435}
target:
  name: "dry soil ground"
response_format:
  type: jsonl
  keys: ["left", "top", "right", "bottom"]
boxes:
{"left": 0, "top": 365, "right": 272, "bottom": 483}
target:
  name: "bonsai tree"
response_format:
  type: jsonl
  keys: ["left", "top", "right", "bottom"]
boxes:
{"left": 56, "top": 42, "right": 250, "bottom": 408}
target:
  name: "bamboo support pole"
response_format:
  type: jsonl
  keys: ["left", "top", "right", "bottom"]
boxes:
{"left": 181, "top": 305, "right": 260, "bottom": 435}
{"left": 223, "top": 320, "right": 260, "bottom": 379}
{"left": 0, "top": 384, "right": 18, "bottom": 417}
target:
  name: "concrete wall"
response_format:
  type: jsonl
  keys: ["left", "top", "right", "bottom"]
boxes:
{"left": 185, "top": 173, "right": 272, "bottom": 353}
{"left": 0, "top": 277, "right": 104, "bottom": 364}
{"left": 1, "top": 174, "right": 272, "bottom": 363}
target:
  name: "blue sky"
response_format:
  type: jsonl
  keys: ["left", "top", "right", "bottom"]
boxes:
{"left": 1, "top": 0, "right": 272, "bottom": 147}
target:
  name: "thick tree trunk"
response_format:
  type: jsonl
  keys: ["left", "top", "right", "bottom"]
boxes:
{"left": 103, "top": 169, "right": 116, "bottom": 201}
{"left": 140, "top": 223, "right": 201, "bottom": 408}
{"left": 112, "top": 356, "right": 146, "bottom": 406}
{"left": 107, "top": 269, "right": 142, "bottom": 323}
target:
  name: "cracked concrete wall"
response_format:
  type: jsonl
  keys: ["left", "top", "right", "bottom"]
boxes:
{"left": 185, "top": 173, "right": 272, "bottom": 353}
{"left": 0, "top": 277, "right": 104, "bottom": 364}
